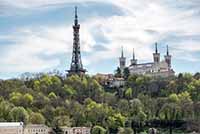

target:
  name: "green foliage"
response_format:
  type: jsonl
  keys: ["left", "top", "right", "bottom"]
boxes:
{"left": 107, "top": 113, "right": 126, "bottom": 129}
{"left": 169, "top": 93, "right": 179, "bottom": 103}
{"left": 92, "top": 125, "right": 106, "bottom": 134}
{"left": 125, "top": 88, "right": 133, "bottom": 100}
{"left": 159, "top": 103, "right": 181, "bottom": 121}
{"left": 48, "top": 92, "right": 57, "bottom": 99}
{"left": 118, "top": 127, "right": 133, "bottom": 134}
{"left": 23, "top": 93, "right": 34, "bottom": 107}
{"left": 9, "top": 92, "right": 23, "bottom": 106}
{"left": 0, "top": 73, "right": 199, "bottom": 133}
{"left": 52, "top": 115, "right": 72, "bottom": 127}
{"left": 123, "top": 67, "right": 130, "bottom": 80}
{"left": 9, "top": 107, "right": 29, "bottom": 124}
{"left": 115, "top": 67, "right": 122, "bottom": 78}
{"left": 0, "top": 101, "right": 13, "bottom": 121}
{"left": 29, "top": 112, "right": 45, "bottom": 124}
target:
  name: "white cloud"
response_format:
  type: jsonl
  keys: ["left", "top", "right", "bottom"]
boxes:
{"left": 0, "top": 26, "right": 70, "bottom": 72}
{"left": 0, "top": 0, "right": 200, "bottom": 74}
{"left": 0, "top": 22, "right": 97, "bottom": 73}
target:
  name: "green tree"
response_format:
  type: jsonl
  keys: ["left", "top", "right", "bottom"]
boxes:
{"left": 9, "top": 107, "right": 29, "bottom": 124}
{"left": 125, "top": 88, "right": 133, "bottom": 101}
{"left": 41, "top": 105, "right": 55, "bottom": 126}
{"left": 53, "top": 115, "right": 72, "bottom": 127}
{"left": 115, "top": 67, "right": 122, "bottom": 78}
{"left": 159, "top": 103, "right": 181, "bottom": 134}
{"left": 130, "top": 99, "right": 146, "bottom": 134}
{"left": 32, "top": 92, "right": 50, "bottom": 109}
{"left": 23, "top": 93, "right": 34, "bottom": 107}
{"left": 92, "top": 125, "right": 106, "bottom": 134}
{"left": 169, "top": 93, "right": 179, "bottom": 103}
{"left": 123, "top": 67, "right": 130, "bottom": 80}
{"left": 62, "top": 85, "right": 77, "bottom": 99}
{"left": 48, "top": 92, "right": 57, "bottom": 99}
{"left": 85, "top": 99, "right": 108, "bottom": 126}
{"left": 118, "top": 127, "right": 133, "bottom": 134}
{"left": 117, "top": 99, "right": 129, "bottom": 115}
{"left": 178, "top": 91, "right": 193, "bottom": 120}
{"left": 0, "top": 101, "right": 13, "bottom": 121}
{"left": 9, "top": 92, "right": 23, "bottom": 106}
{"left": 107, "top": 113, "right": 126, "bottom": 132}
{"left": 29, "top": 112, "right": 45, "bottom": 124}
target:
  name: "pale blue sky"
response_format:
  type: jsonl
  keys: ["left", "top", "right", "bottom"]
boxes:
{"left": 0, "top": 0, "right": 200, "bottom": 79}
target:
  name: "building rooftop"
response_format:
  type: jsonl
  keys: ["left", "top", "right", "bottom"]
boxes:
{"left": 0, "top": 122, "right": 23, "bottom": 127}
{"left": 25, "top": 124, "right": 48, "bottom": 128}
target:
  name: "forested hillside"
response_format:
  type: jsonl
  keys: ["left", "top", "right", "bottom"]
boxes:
{"left": 0, "top": 73, "right": 199, "bottom": 134}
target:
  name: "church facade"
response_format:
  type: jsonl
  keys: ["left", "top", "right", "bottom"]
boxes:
{"left": 119, "top": 43, "right": 175, "bottom": 77}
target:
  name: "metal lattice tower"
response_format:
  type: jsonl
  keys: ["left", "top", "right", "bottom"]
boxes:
{"left": 68, "top": 7, "right": 86, "bottom": 76}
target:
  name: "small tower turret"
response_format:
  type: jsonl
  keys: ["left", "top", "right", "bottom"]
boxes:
{"left": 164, "top": 45, "right": 172, "bottom": 68}
{"left": 119, "top": 46, "right": 126, "bottom": 71}
{"left": 130, "top": 48, "right": 137, "bottom": 66}
{"left": 153, "top": 42, "right": 160, "bottom": 63}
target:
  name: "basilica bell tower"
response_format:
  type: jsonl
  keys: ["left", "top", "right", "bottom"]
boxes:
{"left": 119, "top": 47, "right": 126, "bottom": 71}
{"left": 153, "top": 42, "right": 160, "bottom": 63}
{"left": 164, "top": 45, "right": 172, "bottom": 68}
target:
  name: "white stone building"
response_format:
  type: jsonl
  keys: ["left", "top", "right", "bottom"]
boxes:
{"left": 0, "top": 122, "right": 24, "bottom": 134}
{"left": 94, "top": 73, "right": 125, "bottom": 88}
{"left": 24, "top": 124, "right": 51, "bottom": 134}
{"left": 119, "top": 43, "right": 175, "bottom": 77}
{"left": 60, "top": 127, "right": 91, "bottom": 134}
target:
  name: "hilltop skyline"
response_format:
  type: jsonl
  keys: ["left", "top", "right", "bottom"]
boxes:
{"left": 0, "top": 0, "right": 200, "bottom": 79}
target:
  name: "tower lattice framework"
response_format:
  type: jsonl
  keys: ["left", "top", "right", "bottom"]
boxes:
{"left": 68, "top": 7, "right": 86, "bottom": 75}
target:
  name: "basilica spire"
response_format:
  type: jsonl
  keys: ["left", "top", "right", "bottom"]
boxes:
{"left": 153, "top": 42, "right": 160, "bottom": 63}
{"left": 131, "top": 48, "right": 137, "bottom": 65}
{"left": 155, "top": 42, "right": 158, "bottom": 54}
{"left": 132, "top": 48, "right": 135, "bottom": 60}
{"left": 165, "top": 45, "right": 172, "bottom": 68}
{"left": 119, "top": 46, "right": 126, "bottom": 71}
{"left": 121, "top": 46, "right": 124, "bottom": 58}
{"left": 166, "top": 45, "right": 169, "bottom": 56}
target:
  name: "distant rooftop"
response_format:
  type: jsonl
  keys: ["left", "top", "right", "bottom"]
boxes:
{"left": 25, "top": 124, "right": 48, "bottom": 127}
{"left": 0, "top": 122, "right": 23, "bottom": 127}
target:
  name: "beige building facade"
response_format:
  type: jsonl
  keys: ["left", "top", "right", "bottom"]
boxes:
{"left": 0, "top": 123, "right": 90, "bottom": 134}
{"left": 0, "top": 122, "right": 24, "bottom": 134}
{"left": 61, "top": 127, "right": 91, "bottom": 134}
{"left": 24, "top": 124, "right": 51, "bottom": 134}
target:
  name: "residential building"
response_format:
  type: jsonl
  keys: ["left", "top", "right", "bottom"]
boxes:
{"left": 24, "top": 124, "right": 51, "bottom": 134}
{"left": 60, "top": 127, "right": 91, "bottom": 134}
{"left": 0, "top": 122, "right": 23, "bottom": 134}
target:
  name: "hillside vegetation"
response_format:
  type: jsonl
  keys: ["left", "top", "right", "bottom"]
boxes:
{"left": 0, "top": 73, "right": 199, "bottom": 134}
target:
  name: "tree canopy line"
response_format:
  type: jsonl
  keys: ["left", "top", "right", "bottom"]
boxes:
{"left": 0, "top": 72, "right": 200, "bottom": 134}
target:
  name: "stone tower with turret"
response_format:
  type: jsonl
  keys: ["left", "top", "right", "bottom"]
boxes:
{"left": 119, "top": 47, "right": 126, "bottom": 72}
{"left": 130, "top": 48, "right": 137, "bottom": 66}
{"left": 164, "top": 45, "right": 172, "bottom": 69}
{"left": 153, "top": 42, "right": 160, "bottom": 63}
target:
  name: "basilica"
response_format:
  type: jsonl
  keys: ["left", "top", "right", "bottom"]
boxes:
{"left": 119, "top": 43, "right": 175, "bottom": 77}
